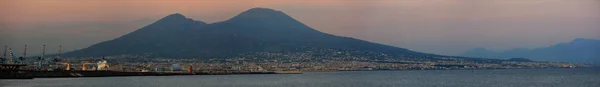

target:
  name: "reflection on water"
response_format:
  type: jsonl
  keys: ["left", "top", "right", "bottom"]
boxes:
{"left": 2, "top": 68, "right": 599, "bottom": 87}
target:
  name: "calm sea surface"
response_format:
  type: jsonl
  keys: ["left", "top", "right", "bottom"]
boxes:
{"left": 2, "top": 68, "right": 599, "bottom": 87}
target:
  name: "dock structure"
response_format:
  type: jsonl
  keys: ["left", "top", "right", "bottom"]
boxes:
{"left": 0, "top": 64, "right": 27, "bottom": 72}
{"left": 0, "top": 64, "right": 32, "bottom": 79}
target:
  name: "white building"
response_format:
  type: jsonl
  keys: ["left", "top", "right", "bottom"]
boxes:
{"left": 97, "top": 60, "right": 109, "bottom": 70}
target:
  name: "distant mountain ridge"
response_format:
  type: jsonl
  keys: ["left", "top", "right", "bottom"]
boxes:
{"left": 63, "top": 8, "right": 440, "bottom": 59}
{"left": 461, "top": 38, "right": 600, "bottom": 63}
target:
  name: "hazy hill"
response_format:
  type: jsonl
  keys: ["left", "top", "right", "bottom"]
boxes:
{"left": 461, "top": 38, "right": 600, "bottom": 63}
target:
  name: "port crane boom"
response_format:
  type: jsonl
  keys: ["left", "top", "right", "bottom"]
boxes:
{"left": 55, "top": 62, "right": 71, "bottom": 71}
{"left": 82, "top": 62, "right": 96, "bottom": 71}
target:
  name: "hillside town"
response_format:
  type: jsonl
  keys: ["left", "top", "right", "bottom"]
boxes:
{"left": 48, "top": 51, "right": 589, "bottom": 72}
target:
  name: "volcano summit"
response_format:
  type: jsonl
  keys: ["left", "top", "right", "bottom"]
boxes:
{"left": 64, "top": 8, "right": 458, "bottom": 60}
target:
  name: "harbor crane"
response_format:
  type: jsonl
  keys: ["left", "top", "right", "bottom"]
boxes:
{"left": 82, "top": 62, "right": 97, "bottom": 71}
{"left": 55, "top": 62, "right": 71, "bottom": 71}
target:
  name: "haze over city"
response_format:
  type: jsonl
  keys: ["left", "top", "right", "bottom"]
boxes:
{"left": 1, "top": 0, "right": 599, "bottom": 56}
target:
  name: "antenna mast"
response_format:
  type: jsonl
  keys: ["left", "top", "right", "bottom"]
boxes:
{"left": 42, "top": 45, "right": 46, "bottom": 59}
{"left": 24, "top": 45, "right": 27, "bottom": 59}
{"left": 9, "top": 48, "right": 13, "bottom": 64}
{"left": 21, "top": 45, "right": 27, "bottom": 64}
{"left": 3, "top": 46, "right": 6, "bottom": 63}
{"left": 40, "top": 45, "right": 46, "bottom": 67}
{"left": 58, "top": 45, "right": 62, "bottom": 60}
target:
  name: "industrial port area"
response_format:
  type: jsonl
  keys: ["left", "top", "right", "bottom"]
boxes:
{"left": 0, "top": 45, "right": 301, "bottom": 79}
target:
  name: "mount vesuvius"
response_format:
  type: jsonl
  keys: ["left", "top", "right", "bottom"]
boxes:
{"left": 63, "top": 8, "right": 476, "bottom": 60}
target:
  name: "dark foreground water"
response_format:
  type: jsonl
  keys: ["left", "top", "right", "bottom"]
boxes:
{"left": 2, "top": 68, "right": 599, "bottom": 87}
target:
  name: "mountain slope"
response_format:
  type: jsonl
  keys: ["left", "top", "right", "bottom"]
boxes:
{"left": 65, "top": 13, "right": 207, "bottom": 57}
{"left": 64, "top": 8, "right": 446, "bottom": 59}
{"left": 461, "top": 38, "right": 600, "bottom": 63}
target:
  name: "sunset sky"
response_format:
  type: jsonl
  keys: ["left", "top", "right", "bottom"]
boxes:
{"left": 1, "top": 0, "right": 599, "bottom": 56}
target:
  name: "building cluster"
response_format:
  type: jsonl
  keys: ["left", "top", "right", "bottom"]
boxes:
{"left": 4, "top": 45, "right": 590, "bottom": 72}
{"left": 51, "top": 50, "right": 591, "bottom": 72}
